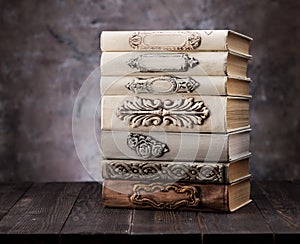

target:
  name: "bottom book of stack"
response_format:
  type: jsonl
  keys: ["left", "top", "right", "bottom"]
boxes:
{"left": 101, "top": 156, "right": 252, "bottom": 212}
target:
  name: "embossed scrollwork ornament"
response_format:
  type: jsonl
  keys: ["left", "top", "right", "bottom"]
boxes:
{"left": 125, "top": 76, "right": 200, "bottom": 94}
{"left": 117, "top": 96, "right": 210, "bottom": 128}
{"left": 127, "top": 133, "right": 169, "bottom": 159}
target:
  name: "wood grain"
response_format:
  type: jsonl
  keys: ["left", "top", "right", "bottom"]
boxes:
{"left": 0, "top": 183, "right": 83, "bottom": 234}
{"left": 252, "top": 181, "right": 300, "bottom": 243}
{"left": 61, "top": 182, "right": 132, "bottom": 234}
{"left": 0, "top": 183, "right": 31, "bottom": 221}
{"left": 198, "top": 202, "right": 273, "bottom": 244}
{"left": 0, "top": 181, "right": 298, "bottom": 243}
{"left": 131, "top": 208, "right": 200, "bottom": 235}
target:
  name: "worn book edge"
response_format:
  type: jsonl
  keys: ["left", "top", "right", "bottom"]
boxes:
{"left": 102, "top": 176, "right": 251, "bottom": 212}
{"left": 100, "top": 75, "right": 252, "bottom": 97}
{"left": 100, "top": 30, "right": 252, "bottom": 57}
{"left": 102, "top": 154, "right": 251, "bottom": 184}
{"left": 101, "top": 95, "right": 250, "bottom": 133}
{"left": 100, "top": 51, "right": 250, "bottom": 78}
{"left": 100, "top": 128, "right": 251, "bottom": 162}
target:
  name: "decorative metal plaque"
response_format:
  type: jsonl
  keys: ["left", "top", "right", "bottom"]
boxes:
{"left": 125, "top": 76, "right": 200, "bottom": 94}
{"left": 129, "top": 31, "right": 201, "bottom": 51}
{"left": 129, "top": 183, "right": 201, "bottom": 209}
{"left": 116, "top": 96, "right": 210, "bottom": 128}
{"left": 127, "top": 53, "right": 199, "bottom": 72}
{"left": 127, "top": 133, "right": 169, "bottom": 159}
{"left": 104, "top": 161, "right": 224, "bottom": 183}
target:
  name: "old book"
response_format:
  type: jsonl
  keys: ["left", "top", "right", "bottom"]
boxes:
{"left": 101, "top": 94, "right": 250, "bottom": 133}
{"left": 102, "top": 177, "right": 252, "bottom": 212}
{"left": 100, "top": 51, "right": 250, "bottom": 78}
{"left": 102, "top": 156, "right": 251, "bottom": 184}
{"left": 100, "top": 75, "right": 251, "bottom": 97}
{"left": 100, "top": 30, "right": 252, "bottom": 57}
{"left": 101, "top": 128, "right": 251, "bottom": 162}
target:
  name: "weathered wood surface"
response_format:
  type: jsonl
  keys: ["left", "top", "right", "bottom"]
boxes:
{"left": 0, "top": 181, "right": 298, "bottom": 244}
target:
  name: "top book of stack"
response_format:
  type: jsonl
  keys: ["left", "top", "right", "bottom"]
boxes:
{"left": 100, "top": 30, "right": 252, "bottom": 79}
{"left": 100, "top": 30, "right": 252, "bottom": 57}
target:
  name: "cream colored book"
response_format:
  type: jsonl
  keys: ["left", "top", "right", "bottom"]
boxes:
{"left": 100, "top": 30, "right": 252, "bottom": 57}
{"left": 100, "top": 128, "right": 251, "bottom": 162}
{"left": 101, "top": 94, "right": 250, "bottom": 133}
{"left": 100, "top": 75, "right": 251, "bottom": 97}
{"left": 100, "top": 51, "right": 250, "bottom": 78}
{"left": 102, "top": 156, "right": 251, "bottom": 184}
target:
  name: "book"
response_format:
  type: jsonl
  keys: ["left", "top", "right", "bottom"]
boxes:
{"left": 99, "top": 29, "right": 253, "bottom": 213}
{"left": 102, "top": 156, "right": 251, "bottom": 184}
{"left": 100, "top": 51, "right": 250, "bottom": 78}
{"left": 102, "top": 177, "right": 252, "bottom": 212}
{"left": 100, "top": 128, "right": 251, "bottom": 162}
{"left": 100, "top": 75, "right": 251, "bottom": 97}
{"left": 101, "top": 94, "right": 250, "bottom": 133}
{"left": 100, "top": 30, "right": 252, "bottom": 57}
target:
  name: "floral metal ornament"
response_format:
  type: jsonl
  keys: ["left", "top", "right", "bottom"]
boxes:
{"left": 127, "top": 133, "right": 169, "bottom": 159}
{"left": 116, "top": 96, "right": 210, "bottom": 128}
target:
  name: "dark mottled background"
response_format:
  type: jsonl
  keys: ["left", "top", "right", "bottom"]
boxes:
{"left": 0, "top": 0, "right": 299, "bottom": 182}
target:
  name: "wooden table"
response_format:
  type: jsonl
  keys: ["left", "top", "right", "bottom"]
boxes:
{"left": 0, "top": 181, "right": 298, "bottom": 244}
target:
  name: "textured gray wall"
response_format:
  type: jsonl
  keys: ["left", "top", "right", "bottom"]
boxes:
{"left": 0, "top": 0, "right": 299, "bottom": 182}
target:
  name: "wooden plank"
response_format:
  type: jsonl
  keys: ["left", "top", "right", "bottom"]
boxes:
{"left": 252, "top": 181, "right": 300, "bottom": 243}
{"left": 61, "top": 182, "right": 133, "bottom": 243}
{"left": 0, "top": 182, "right": 83, "bottom": 235}
{"left": 131, "top": 209, "right": 201, "bottom": 235}
{"left": 62, "top": 182, "right": 201, "bottom": 243}
{"left": 198, "top": 181, "right": 273, "bottom": 244}
{"left": 128, "top": 209, "right": 202, "bottom": 243}
{"left": 0, "top": 181, "right": 297, "bottom": 244}
{"left": 0, "top": 183, "right": 32, "bottom": 220}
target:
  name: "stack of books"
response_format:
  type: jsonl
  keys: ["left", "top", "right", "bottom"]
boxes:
{"left": 99, "top": 30, "right": 253, "bottom": 212}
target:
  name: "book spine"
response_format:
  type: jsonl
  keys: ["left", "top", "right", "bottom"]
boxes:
{"left": 100, "top": 75, "right": 229, "bottom": 96}
{"left": 101, "top": 94, "right": 231, "bottom": 133}
{"left": 102, "top": 159, "right": 230, "bottom": 184}
{"left": 100, "top": 30, "right": 229, "bottom": 52}
{"left": 100, "top": 52, "right": 229, "bottom": 76}
{"left": 102, "top": 179, "right": 230, "bottom": 212}
{"left": 100, "top": 130, "right": 230, "bottom": 162}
